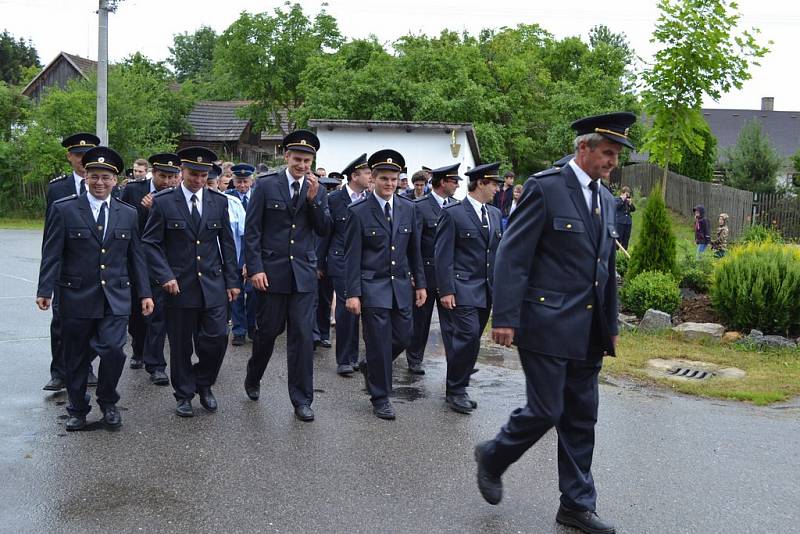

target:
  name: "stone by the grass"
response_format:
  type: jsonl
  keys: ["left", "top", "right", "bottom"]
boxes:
{"left": 672, "top": 322, "right": 725, "bottom": 341}
{"left": 738, "top": 329, "right": 797, "bottom": 349}
{"left": 638, "top": 309, "right": 672, "bottom": 331}
{"left": 721, "top": 331, "right": 743, "bottom": 344}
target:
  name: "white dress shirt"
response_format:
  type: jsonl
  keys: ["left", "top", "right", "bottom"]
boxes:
{"left": 431, "top": 190, "right": 448, "bottom": 209}
{"left": 568, "top": 159, "right": 601, "bottom": 215}
{"left": 286, "top": 170, "right": 305, "bottom": 199}
{"left": 345, "top": 183, "right": 363, "bottom": 202}
{"left": 87, "top": 193, "right": 111, "bottom": 240}
{"left": 373, "top": 191, "right": 394, "bottom": 218}
{"left": 180, "top": 183, "right": 203, "bottom": 216}
{"left": 73, "top": 171, "right": 84, "bottom": 195}
{"left": 465, "top": 193, "right": 489, "bottom": 233}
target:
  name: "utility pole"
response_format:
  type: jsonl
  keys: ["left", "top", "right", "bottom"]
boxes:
{"left": 96, "top": 0, "right": 121, "bottom": 146}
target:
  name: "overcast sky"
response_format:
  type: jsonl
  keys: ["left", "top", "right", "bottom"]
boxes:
{"left": 3, "top": 0, "right": 799, "bottom": 110}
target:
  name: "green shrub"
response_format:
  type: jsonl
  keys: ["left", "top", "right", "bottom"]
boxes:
{"left": 677, "top": 248, "right": 715, "bottom": 292}
{"left": 711, "top": 242, "right": 800, "bottom": 335}
{"left": 738, "top": 224, "right": 783, "bottom": 245}
{"left": 615, "top": 252, "right": 629, "bottom": 278}
{"left": 620, "top": 270, "right": 682, "bottom": 317}
{"left": 627, "top": 187, "right": 676, "bottom": 280}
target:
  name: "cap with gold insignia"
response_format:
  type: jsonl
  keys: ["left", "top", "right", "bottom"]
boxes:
{"left": 283, "top": 129, "right": 320, "bottom": 155}
{"left": 231, "top": 163, "right": 255, "bottom": 177}
{"left": 61, "top": 132, "right": 100, "bottom": 153}
{"left": 320, "top": 172, "right": 342, "bottom": 190}
{"left": 570, "top": 112, "right": 636, "bottom": 150}
{"left": 82, "top": 146, "right": 124, "bottom": 174}
{"left": 177, "top": 146, "right": 217, "bottom": 172}
{"left": 208, "top": 163, "right": 222, "bottom": 180}
{"left": 368, "top": 149, "right": 405, "bottom": 172}
{"left": 465, "top": 162, "right": 503, "bottom": 183}
{"left": 430, "top": 162, "right": 462, "bottom": 184}
{"left": 148, "top": 152, "right": 181, "bottom": 174}
{"left": 342, "top": 153, "right": 368, "bottom": 178}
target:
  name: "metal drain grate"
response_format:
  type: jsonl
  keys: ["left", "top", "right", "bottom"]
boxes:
{"left": 667, "top": 367, "right": 713, "bottom": 380}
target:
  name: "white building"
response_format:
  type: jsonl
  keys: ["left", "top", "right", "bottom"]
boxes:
{"left": 308, "top": 119, "right": 481, "bottom": 200}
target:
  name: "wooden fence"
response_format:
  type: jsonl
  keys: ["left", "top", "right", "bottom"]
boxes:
{"left": 753, "top": 192, "right": 800, "bottom": 239}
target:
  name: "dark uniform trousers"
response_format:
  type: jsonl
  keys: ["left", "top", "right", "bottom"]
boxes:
{"left": 331, "top": 276, "right": 359, "bottom": 366}
{"left": 362, "top": 299, "right": 413, "bottom": 403}
{"left": 142, "top": 285, "right": 168, "bottom": 373}
{"left": 128, "top": 285, "right": 148, "bottom": 358}
{"left": 313, "top": 274, "right": 334, "bottom": 342}
{"left": 407, "top": 289, "right": 452, "bottom": 366}
{"left": 443, "top": 304, "right": 490, "bottom": 395}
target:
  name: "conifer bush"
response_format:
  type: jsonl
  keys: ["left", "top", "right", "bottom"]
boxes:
{"left": 711, "top": 242, "right": 800, "bottom": 335}
{"left": 627, "top": 187, "right": 676, "bottom": 280}
{"left": 620, "top": 271, "right": 681, "bottom": 317}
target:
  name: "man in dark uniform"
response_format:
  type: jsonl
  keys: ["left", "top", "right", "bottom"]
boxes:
{"left": 321, "top": 155, "right": 370, "bottom": 376}
{"left": 121, "top": 153, "right": 182, "bottom": 384}
{"left": 405, "top": 162, "right": 460, "bottom": 375}
{"left": 142, "top": 146, "right": 240, "bottom": 417}
{"left": 312, "top": 172, "right": 343, "bottom": 350}
{"left": 37, "top": 146, "right": 154, "bottom": 430}
{"left": 43, "top": 132, "right": 101, "bottom": 392}
{"left": 474, "top": 112, "right": 635, "bottom": 534}
{"left": 226, "top": 163, "right": 256, "bottom": 346}
{"left": 344, "top": 149, "right": 427, "bottom": 420}
{"left": 435, "top": 162, "right": 503, "bottom": 414}
{"left": 243, "top": 130, "right": 331, "bottom": 422}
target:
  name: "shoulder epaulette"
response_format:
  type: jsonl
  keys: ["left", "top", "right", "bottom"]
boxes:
{"left": 115, "top": 198, "right": 137, "bottom": 210}
{"left": 533, "top": 167, "right": 560, "bottom": 178}
{"left": 49, "top": 174, "right": 68, "bottom": 184}
{"left": 395, "top": 194, "right": 413, "bottom": 203}
{"left": 413, "top": 194, "right": 431, "bottom": 203}
{"left": 152, "top": 187, "right": 174, "bottom": 198}
{"left": 348, "top": 197, "right": 368, "bottom": 209}
{"left": 208, "top": 188, "right": 229, "bottom": 198}
{"left": 442, "top": 200, "right": 461, "bottom": 210}
{"left": 53, "top": 193, "right": 78, "bottom": 204}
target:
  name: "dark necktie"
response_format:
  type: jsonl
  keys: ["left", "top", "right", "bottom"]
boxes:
{"left": 589, "top": 181, "right": 602, "bottom": 242}
{"left": 291, "top": 181, "right": 300, "bottom": 209}
{"left": 480, "top": 204, "right": 489, "bottom": 239}
{"left": 384, "top": 201, "right": 392, "bottom": 228}
{"left": 241, "top": 192, "right": 248, "bottom": 211}
{"left": 97, "top": 201, "right": 107, "bottom": 240}
{"left": 79, "top": 179, "right": 86, "bottom": 195}
{"left": 190, "top": 194, "right": 201, "bottom": 230}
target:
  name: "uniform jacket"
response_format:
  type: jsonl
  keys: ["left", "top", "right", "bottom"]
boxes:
{"left": 434, "top": 198, "right": 502, "bottom": 309}
{"left": 613, "top": 196, "right": 636, "bottom": 226}
{"left": 492, "top": 165, "right": 619, "bottom": 360}
{"left": 120, "top": 178, "right": 153, "bottom": 233}
{"left": 414, "top": 194, "right": 446, "bottom": 292}
{"left": 141, "top": 187, "right": 239, "bottom": 309}
{"left": 244, "top": 170, "right": 331, "bottom": 294}
{"left": 37, "top": 194, "right": 151, "bottom": 318}
{"left": 344, "top": 194, "right": 425, "bottom": 310}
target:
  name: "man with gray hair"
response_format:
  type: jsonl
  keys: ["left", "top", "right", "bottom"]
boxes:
{"left": 474, "top": 112, "right": 636, "bottom": 534}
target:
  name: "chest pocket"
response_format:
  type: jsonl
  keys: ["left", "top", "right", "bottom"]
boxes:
{"left": 459, "top": 230, "right": 478, "bottom": 239}
{"left": 167, "top": 219, "right": 186, "bottom": 230}
{"left": 266, "top": 200, "right": 286, "bottom": 211}
{"left": 553, "top": 218, "right": 584, "bottom": 233}
{"left": 206, "top": 220, "right": 222, "bottom": 232}
{"left": 114, "top": 229, "right": 131, "bottom": 240}
{"left": 397, "top": 225, "right": 411, "bottom": 235}
{"left": 363, "top": 227, "right": 385, "bottom": 238}
{"left": 68, "top": 228, "right": 90, "bottom": 239}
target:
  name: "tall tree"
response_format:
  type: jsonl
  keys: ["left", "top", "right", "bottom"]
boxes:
{"left": 673, "top": 122, "right": 717, "bottom": 181}
{"left": 722, "top": 119, "right": 781, "bottom": 193}
{"left": 168, "top": 26, "right": 218, "bottom": 82}
{"left": 0, "top": 30, "right": 41, "bottom": 85}
{"left": 640, "top": 0, "right": 769, "bottom": 195}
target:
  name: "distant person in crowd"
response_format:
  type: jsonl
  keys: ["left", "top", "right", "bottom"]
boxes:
{"left": 315, "top": 167, "right": 327, "bottom": 177}
{"left": 257, "top": 163, "right": 269, "bottom": 174}
{"left": 614, "top": 186, "right": 636, "bottom": 250}
{"left": 226, "top": 164, "right": 256, "bottom": 347}
{"left": 693, "top": 204, "right": 711, "bottom": 255}
{"left": 712, "top": 213, "right": 729, "bottom": 258}
{"left": 220, "top": 162, "right": 234, "bottom": 190}
{"left": 508, "top": 184, "right": 523, "bottom": 217}
{"left": 132, "top": 158, "right": 149, "bottom": 181}
{"left": 403, "top": 171, "right": 427, "bottom": 200}
{"left": 493, "top": 171, "right": 516, "bottom": 226}
{"left": 397, "top": 172, "right": 409, "bottom": 195}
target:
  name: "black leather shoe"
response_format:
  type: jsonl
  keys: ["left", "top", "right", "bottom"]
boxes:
{"left": 446, "top": 394, "right": 474, "bottom": 414}
{"left": 467, "top": 396, "right": 478, "bottom": 409}
{"left": 65, "top": 415, "right": 87, "bottom": 431}
{"left": 244, "top": 381, "right": 260, "bottom": 401}
{"left": 319, "top": 339, "right": 332, "bottom": 348}
{"left": 176, "top": 399, "right": 194, "bottom": 418}
{"left": 43, "top": 377, "right": 65, "bottom": 391}
{"left": 149, "top": 369, "right": 170, "bottom": 386}
{"left": 408, "top": 362, "right": 425, "bottom": 375}
{"left": 198, "top": 387, "right": 218, "bottom": 412}
{"left": 474, "top": 441, "right": 503, "bottom": 505}
{"left": 337, "top": 363, "right": 354, "bottom": 376}
{"left": 87, "top": 369, "right": 98, "bottom": 387}
{"left": 129, "top": 357, "right": 143, "bottom": 369}
{"left": 556, "top": 505, "right": 616, "bottom": 534}
{"left": 372, "top": 402, "right": 396, "bottom": 420}
{"left": 102, "top": 405, "right": 122, "bottom": 429}
{"left": 232, "top": 335, "right": 245, "bottom": 346}
{"left": 351, "top": 360, "right": 359, "bottom": 371}
{"left": 294, "top": 405, "right": 315, "bottom": 421}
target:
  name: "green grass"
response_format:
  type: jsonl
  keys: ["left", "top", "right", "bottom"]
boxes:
{"left": 604, "top": 330, "right": 800, "bottom": 405}
{"left": 0, "top": 217, "right": 44, "bottom": 230}
{"left": 627, "top": 194, "right": 696, "bottom": 251}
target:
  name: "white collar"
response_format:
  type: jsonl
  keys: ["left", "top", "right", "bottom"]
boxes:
{"left": 373, "top": 191, "right": 393, "bottom": 211}
{"left": 569, "top": 159, "right": 595, "bottom": 190}
{"left": 431, "top": 190, "right": 448, "bottom": 208}
{"left": 73, "top": 171, "right": 83, "bottom": 191}
{"left": 286, "top": 169, "right": 305, "bottom": 191}
{"left": 181, "top": 183, "right": 203, "bottom": 202}
{"left": 149, "top": 179, "right": 157, "bottom": 193}
{"left": 465, "top": 192, "right": 485, "bottom": 214}
{"left": 86, "top": 192, "right": 110, "bottom": 213}
{"left": 345, "top": 183, "right": 363, "bottom": 199}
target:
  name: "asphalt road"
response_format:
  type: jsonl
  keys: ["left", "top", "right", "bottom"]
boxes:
{"left": 1, "top": 229, "right": 798, "bottom": 534}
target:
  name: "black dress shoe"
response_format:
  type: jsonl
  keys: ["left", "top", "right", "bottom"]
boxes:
{"left": 372, "top": 402, "right": 396, "bottom": 420}
{"left": 474, "top": 441, "right": 503, "bottom": 505}
{"left": 446, "top": 394, "right": 474, "bottom": 414}
{"left": 149, "top": 369, "right": 170, "bottom": 386}
{"left": 294, "top": 405, "right": 315, "bottom": 421}
{"left": 467, "top": 397, "right": 478, "bottom": 409}
{"left": 43, "top": 377, "right": 65, "bottom": 391}
{"left": 232, "top": 335, "right": 245, "bottom": 346}
{"left": 102, "top": 405, "right": 122, "bottom": 429}
{"left": 244, "top": 381, "right": 260, "bottom": 401}
{"left": 129, "top": 357, "right": 144, "bottom": 369}
{"left": 198, "top": 386, "right": 218, "bottom": 412}
{"left": 319, "top": 339, "right": 332, "bottom": 348}
{"left": 408, "top": 362, "right": 425, "bottom": 375}
{"left": 556, "top": 505, "right": 616, "bottom": 534}
{"left": 176, "top": 399, "right": 194, "bottom": 417}
{"left": 337, "top": 363, "right": 354, "bottom": 376}
{"left": 351, "top": 360, "right": 359, "bottom": 371}
{"left": 65, "top": 415, "right": 87, "bottom": 431}
{"left": 87, "top": 369, "right": 98, "bottom": 387}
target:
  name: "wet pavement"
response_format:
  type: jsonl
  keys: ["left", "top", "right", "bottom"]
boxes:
{"left": 1, "top": 229, "right": 799, "bottom": 534}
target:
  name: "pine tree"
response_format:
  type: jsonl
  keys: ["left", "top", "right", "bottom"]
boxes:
{"left": 627, "top": 186, "right": 677, "bottom": 279}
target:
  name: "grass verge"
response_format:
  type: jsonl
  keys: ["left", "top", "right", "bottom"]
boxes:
{"left": 604, "top": 329, "right": 800, "bottom": 406}
{"left": 0, "top": 217, "right": 44, "bottom": 230}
